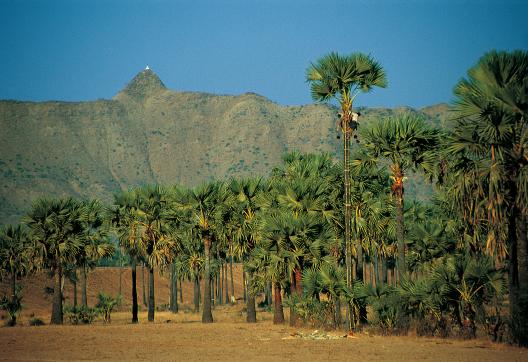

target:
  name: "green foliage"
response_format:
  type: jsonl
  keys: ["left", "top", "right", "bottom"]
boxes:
{"left": 63, "top": 305, "right": 98, "bottom": 325}
{"left": 96, "top": 292, "right": 121, "bottom": 323}
{"left": 28, "top": 316, "right": 45, "bottom": 326}
{"left": 0, "top": 288, "right": 23, "bottom": 327}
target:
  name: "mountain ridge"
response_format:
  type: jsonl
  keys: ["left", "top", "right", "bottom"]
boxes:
{"left": 0, "top": 69, "right": 451, "bottom": 224}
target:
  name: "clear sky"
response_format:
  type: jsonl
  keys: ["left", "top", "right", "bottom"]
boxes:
{"left": 0, "top": 0, "right": 526, "bottom": 108}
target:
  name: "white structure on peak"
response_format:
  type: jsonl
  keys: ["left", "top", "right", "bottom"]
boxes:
{"left": 145, "top": 65, "right": 150, "bottom": 70}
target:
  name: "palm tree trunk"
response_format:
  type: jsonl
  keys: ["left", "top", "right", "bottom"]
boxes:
{"left": 289, "top": 266, "right": 303, "bottom": 327}
{"left": 374, "top": 254, "right": 381, "bottom": 287}
{"left": 51, "top": 264, "right": 63, "bottom": 325}
{"left": 141, "top": 263, "right": 147, "bottom": 306}
{"left": 382, "top": 257, "right": 388, "bottom": 286}
{"left": 273, "top": 282, "right": 284, "bottom": 324}
{"left": 266, "top": 281, "right": 272, "bottom": 307}
{"left": 393, "top": 168, "right": 406, "bottom": 281}
{"left": 148, "top": 266, "right": 155, "bottom": 322}
{"left": 170, "top": 262, "right": 178, "bottom": 313}
{"left": 10, "top": 272, "right": 17, "bottom": 326}
{"left": 508, "top": 197, "right": 528, "bottom": 345}
{"left": 230, "top": 256, "right": 235, "bottom": 303}
{"left": 343, "top": 110, "right": 354, "bottom": 332}
{"left": 246, "top": 271, "right": 256, "bottom": 323}
{"left": 73, "top": 277, "right": 78, "bottom": 308}
{"left": 224, "top": 262, "right": 229, "bottom": 305}
{"left": 81, "top": 265, "right": 88, "bottom": 308}
{"left": 194, "top": 273, "right": 200, "bottom": 312}
{"left": 202, "top": 236, "right": 213, "bottom": 323}
{"left": 356, "top": 245, "right": 364, "bottom": 282}
{"left": 179, "top": 277, "right": 183, "bottom": 303}
{"left": 131, "top": 258, "right": 138, "bottom": 323}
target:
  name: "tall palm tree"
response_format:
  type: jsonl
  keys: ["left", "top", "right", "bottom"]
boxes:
{"left": 135, "top": 185, "right": 179, "bottom": 322}
{"left": 24, "top": 197, "right": 84, "bottom": 324}
{"left": 448, "top": 50, "right": 528, "bottom": 345}
{"left": 360, "top": 115, "right": 439, "bottom": 280}
{"left": 78, "top": 199, "right": 114, "bottom": 308}
{"left": 187, "top": 181, "right": 225, "bottom": 323}
{"left": 0, "top": 224, "right": 31, "bottom": 326}
{"left": 229, "top": 177, "right": 263, "bottom": 323}
{"left": 109, "top": 190, "right": 142, "bottom": 323}
{"left": 306, "top": 52, "right": 387, "bottom": 330}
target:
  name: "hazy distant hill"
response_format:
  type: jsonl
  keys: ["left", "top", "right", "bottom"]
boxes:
{"left": 0, "top": 68, "right": 451, "bottom": 224}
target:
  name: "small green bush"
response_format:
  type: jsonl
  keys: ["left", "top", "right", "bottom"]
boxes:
{"left": 64, "top": 305, "right": 98, "bottom": 324}
{"left": 96, "top": 292, "right": 120, "bottom": 323}
{"left": 0, "top": 290, "right": 23, "bottom": 327}
{"left": 29, "top": 317, "right": 45, "bottom": 326}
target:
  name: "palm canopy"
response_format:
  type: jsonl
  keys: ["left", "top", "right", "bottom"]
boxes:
{"left": 0, "top": 224, "right": 31, "bottom": 279}
{"left": 360, "top": 114, "right": 440, "bottom": 178}
{"left": 23, "top": 197, "right": 85, "bottom": 269}
{"left": 307, "top": 52, "right": 387, "bottom": 103}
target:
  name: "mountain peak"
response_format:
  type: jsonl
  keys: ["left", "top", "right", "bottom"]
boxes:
{"left": 118, "top": 67, "right": 166, "bottom": 100}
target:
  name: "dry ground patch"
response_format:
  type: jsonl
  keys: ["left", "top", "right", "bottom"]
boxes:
{"left": 1, "top": 268, "right": 527, "bottom": 361}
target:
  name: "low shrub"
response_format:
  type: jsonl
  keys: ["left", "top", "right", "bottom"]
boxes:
{"left": 64, "top": 305, "right": 98, "bottom": 325}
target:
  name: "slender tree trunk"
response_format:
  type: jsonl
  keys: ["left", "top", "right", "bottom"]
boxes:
{"left": 148, "top": 266, "right": 155, "bottom": 322}
{"left": 265, "top": 281, "right": 272, "bottom": 307}
{"left": 131, "top": 258, "right": 138, "bottom": 324}
{"left": 508, "top": 195, "right": 528, "bottom": 345}
{"left": 51, "top": 264, "right": 63, "bottom": 325}
{"left": 382, "top": 257, "right": 388, "bottom": 286}
{"left": 217, "top": 249, "right": 222, "bottom": 305}
{"left": 289, "top": 266, "right": 303, "bottom": 327}
{"left": 224, "top": 262, "right": 229, "bottom": 305}
{"left": 179, "top": 278, "right": 183, "bottom": 303}
{"left": 374, "top": 254, "right": 381, "bottom": 287}
{"left": 81, "top": 265, "right": 88, "bottom": 308}
{"left": 73, "top": 277, "right": 78, "bottom": 309}
{"left": 10, "top": 272, "right": 17, "bottom": 326}
{"left": 289, "top": 271, "right": 297, "bottom": 327}
{"left": 393, "top": 167, "right": 406, "bottom": 281}
{"left": 141, "top": 263, "right": 147, "bottom": 306}
{"left": 343, "top": 106, "right": 354, "bottom": 332}
{"left": 246, "top": 271, "right": 256, "bottom": 323}
{"left": 356, "top": 244, "right": 363, "bottom": 282}
{"left": 230, "top": 256, "right": 235, "bottom": 303}
{"left": 194, "top": 273, "right": 200, "bottom": 313}
{"left": 202, "top": 236, "right": 213, "bottom": 323}
{"left": 170, "top": 262, "right": 178, "bottom": 313}
{"left": 273, "top": 282, "right": 285, "bottom": 324}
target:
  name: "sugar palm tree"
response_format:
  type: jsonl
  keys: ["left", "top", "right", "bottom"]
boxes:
{"left": 109, "top": 190, "right": 142, "bottom": 323}
{"left": 78, "top": 199, "right": 114, "bottom": 308}
{"left": 187, "top": 181, "right": 226, "bottom": 323}
{"left": 229, "top": 177, "right": 263, "bottom": 323}
{"left": 306, "top": 52, "right": 387, "bottom": 330}
{"left": 448, "top": 49, "right": 528, "bottom": 345}
{"left": 24, "top": 197, "right": 84, "bottom": 324}
{"left": 135, "top": 185, "right": 179, "bottom": 322}
{"left": 0, "top": 224, "right": 31, "bottom": 326}
{"left": 360, "top": 115, "right": 439, "bottom": 280}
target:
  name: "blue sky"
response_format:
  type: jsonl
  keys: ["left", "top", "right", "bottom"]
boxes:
{"left": 0, "top": 0, "right": 526, "bottom": 108}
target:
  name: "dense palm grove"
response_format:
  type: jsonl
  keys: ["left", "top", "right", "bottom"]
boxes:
{"left": 1, "top": 50, "right": 527, "bottom": 346}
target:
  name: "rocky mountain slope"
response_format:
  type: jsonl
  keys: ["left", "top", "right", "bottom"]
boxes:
{"left": 0, "top": 68, "right": 450, "bottom": 224}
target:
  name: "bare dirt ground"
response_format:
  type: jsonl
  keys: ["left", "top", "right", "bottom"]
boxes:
{"left": 1, "top": 268, "right": 526, "bottom": 361}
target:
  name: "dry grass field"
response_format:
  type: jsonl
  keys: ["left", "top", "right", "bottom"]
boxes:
{"left": 1, "top": 267, "right": 526, "bottom": 361}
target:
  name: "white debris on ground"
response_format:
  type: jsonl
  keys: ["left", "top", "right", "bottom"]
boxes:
{"left": 282, "top": 330, "right": 355, "bottom": 340}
